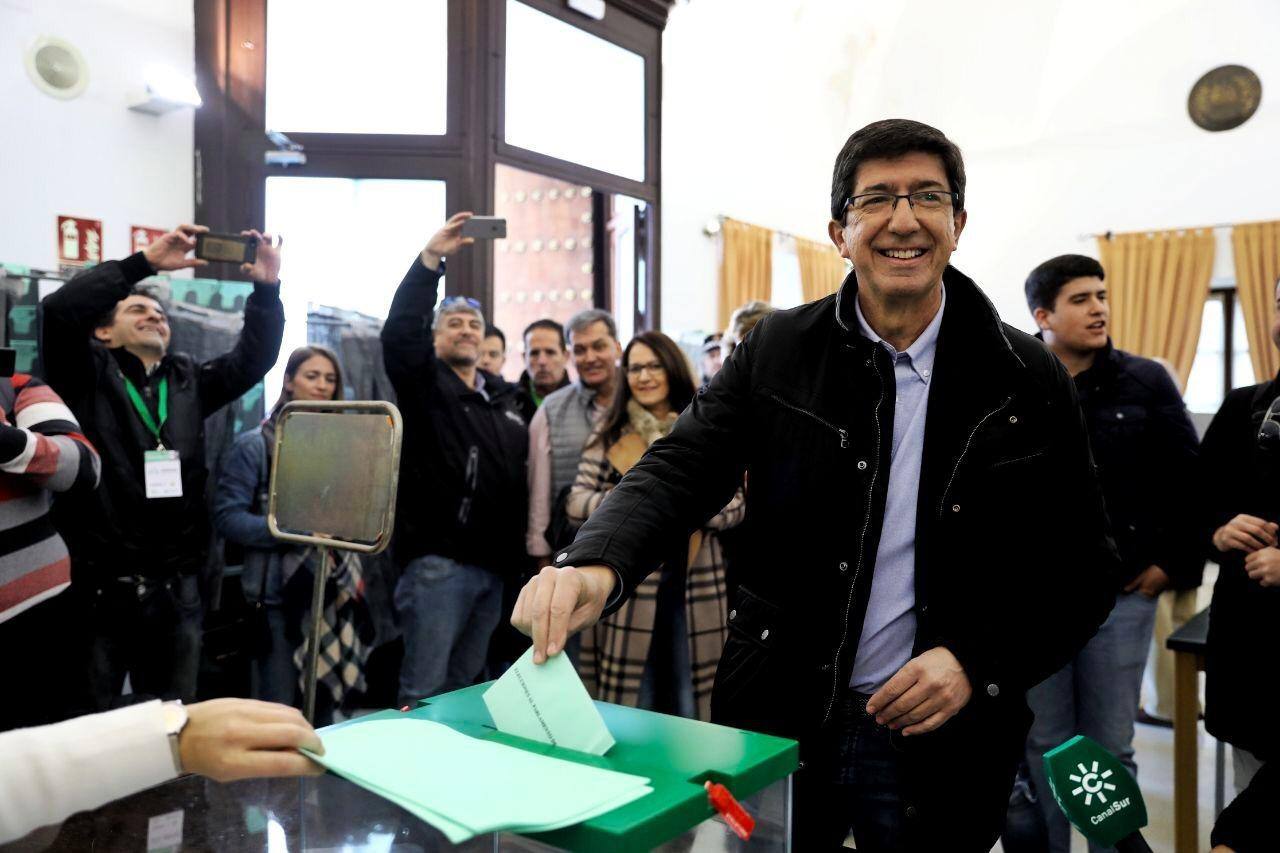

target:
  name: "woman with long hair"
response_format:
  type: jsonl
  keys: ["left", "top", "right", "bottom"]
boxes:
{"left": 568, "top": 331, "right": 743, "bottom": 720}
{"left": 213, "top": 346, "right": 351, "bottom": 717}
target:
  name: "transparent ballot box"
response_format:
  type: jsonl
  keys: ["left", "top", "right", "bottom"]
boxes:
{"left": 5, "top": 685, "right": 795, "bottom": 853}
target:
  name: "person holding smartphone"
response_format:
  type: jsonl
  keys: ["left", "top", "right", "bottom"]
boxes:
{"left": 382, "top": 213, "right": 530, "bottom": 706}
{"left": 40, "top": 224, "right": 284, "bottom": 713}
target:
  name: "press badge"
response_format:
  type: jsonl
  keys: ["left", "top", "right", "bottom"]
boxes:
{"left": 143, "top": 450, "right": 183, "bottom": 498}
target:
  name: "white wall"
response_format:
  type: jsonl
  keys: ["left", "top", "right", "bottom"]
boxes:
{"left": 0, "top": 0, "right": 194, "bottom": 269}
{"left": 661, "top": 0, "right": 1280, "bottom": 336}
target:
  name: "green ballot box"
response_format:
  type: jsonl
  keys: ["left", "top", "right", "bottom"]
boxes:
{"left": 324, "top": 682, "right": 798, "bottom": 852}
{"left": 9, "top": 682, "right": 797, "bottom": 852}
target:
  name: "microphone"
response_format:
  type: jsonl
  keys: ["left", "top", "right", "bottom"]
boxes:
{"left": 1042, "top": 735, "right": 1153, "bottom": 853}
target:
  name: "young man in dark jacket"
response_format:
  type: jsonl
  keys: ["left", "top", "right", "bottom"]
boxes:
{"left": 41, "top": 224, "right": 284, "bottom": 710}
{"left": 382, "top": 213, "right": 529, "bottom": 706}
{"left": 512, "top": 120, "right": 1118, "bottom": 851}
{"left": 1198, "top": 276, "right": 1280, "bottom": 843}
{"left": 1023, "top": 254, "right": 1201, "bottom": 852}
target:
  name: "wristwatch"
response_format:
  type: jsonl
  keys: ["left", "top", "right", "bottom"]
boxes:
{"left": 161, "top": 700, "right": 189, "bottom": 774}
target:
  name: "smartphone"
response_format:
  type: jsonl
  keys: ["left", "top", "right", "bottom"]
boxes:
{"left": 195, "top": 232, "right": 258, "bottom": 265}
{"left": 460, "top": 216, "right": 507, "bottom": 240}
{"left": 0, "top": 348, "right": 14, "bottom": 379}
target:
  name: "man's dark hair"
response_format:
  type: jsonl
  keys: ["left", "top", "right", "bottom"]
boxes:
{"left": 1024, "top": 254, "right": 1106, "bottom": 314}
{"left": 829, "top": 119, "right": 967, "bottom": 221}
{"left": 484, "top": 324, "right": 506, "bottom": 349}
{"left": 94, "top": 283, "right": 165, "bottom": 329}
{"left": 523, "top": 318, "right": 566, "bottom": 351}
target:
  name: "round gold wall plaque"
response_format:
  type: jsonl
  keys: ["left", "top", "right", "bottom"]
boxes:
{"left": 1188, "top": 65, "right": 1262, "bottom": 131}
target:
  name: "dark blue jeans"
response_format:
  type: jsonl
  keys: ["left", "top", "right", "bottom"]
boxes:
{"left": 82, "top": 574, "right": 203, "bottom": 710}
{"left": 795, "top": 690, "right": 911, "bottom": 852}
{"left": 395, "top": 555, "right": 503, "bottom": 706}
{"left": 1026, "top": 590, "right": 1158, "bottom": 853}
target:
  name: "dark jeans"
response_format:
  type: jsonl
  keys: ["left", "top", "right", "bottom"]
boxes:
{"left": 250, "top": 604, "right": 334, "bottom": 725}
{"left": 795, "top": 690, "right": 911, "bottom": 852}
{"left": 0, "top": 592, "right": 88, "bottom": 730}
{"left": 395, "top": 555, "right": 503, "bottom": 706}
{"left": 1026, "top": 591, "right": 1158, "bottom": 853}
{"left": 81, "top": 574, "right": 203, "bottom": 710}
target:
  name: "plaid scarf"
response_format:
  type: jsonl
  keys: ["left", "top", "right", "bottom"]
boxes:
{"left": 288, "top": 548, "right": 376, "bottom": 709}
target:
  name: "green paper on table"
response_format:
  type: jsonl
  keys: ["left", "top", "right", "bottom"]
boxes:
{"left": 303, "top": 717, "right": 651, "bottom": 843}
{"left": 483, "top": 646, "right": 616, "bottom": 755}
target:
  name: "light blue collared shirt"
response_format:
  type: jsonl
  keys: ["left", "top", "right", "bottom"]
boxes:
{"left": 849, "top": 285, "right": 945, "bottom": 693}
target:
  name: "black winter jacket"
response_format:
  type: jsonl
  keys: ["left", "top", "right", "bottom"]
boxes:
{"left": 1200, "top": 377, "right": 1280, "bottom": 761}
{"left": 1071, "top": 340, "right": 1202, "bottom": 588}
{"left": 41, "top": 253, "right": 284, "bottom": 582}
{"left": 516, "top": 369, "right": 569, "bottom": 425}
{"left": 382, "top": 258, "right": 528, "bottom": 574}
{"left": 556, "top": 265, "right": 1118, "bottom": 850}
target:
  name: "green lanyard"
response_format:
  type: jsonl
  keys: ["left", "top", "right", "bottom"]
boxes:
{"left": 122, "top": 376, "right": 169, "bottom": 449}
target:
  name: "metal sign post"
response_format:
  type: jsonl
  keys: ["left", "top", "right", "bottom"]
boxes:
{"left": 266, "top": 400, "right": 403, "bottom": 724}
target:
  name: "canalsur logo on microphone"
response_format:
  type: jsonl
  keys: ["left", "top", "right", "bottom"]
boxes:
{"left": 1042, "top": 735, "right": 1148, "bottom": 847}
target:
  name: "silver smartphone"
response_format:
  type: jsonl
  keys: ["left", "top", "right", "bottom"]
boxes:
{"left": 460, "top": 216, "right": 507, "bottom": 239}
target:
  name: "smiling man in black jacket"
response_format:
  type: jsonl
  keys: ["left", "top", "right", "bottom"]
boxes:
{"left": 512, "top": 120, "right": 1118, "bottom": 851}
{"left": 41, "top": 224, "right": 284, "bottom": 712}
{"left": 1022, "top": 254, "right": 1201, "bottom": 852}
{"left": 382, "top": 213, "right": 529, "bottom": 707}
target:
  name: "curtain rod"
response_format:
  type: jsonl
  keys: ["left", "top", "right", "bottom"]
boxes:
{"left": 1077, "top": 217, "right": 1280, "bottom": 242}
{"left": 705, "top": 214, "right": 827, "bottom": 244}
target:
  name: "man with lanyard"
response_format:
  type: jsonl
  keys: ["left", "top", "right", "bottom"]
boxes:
{"left": 41, "top": 223, "right": 284, "bottom": 711}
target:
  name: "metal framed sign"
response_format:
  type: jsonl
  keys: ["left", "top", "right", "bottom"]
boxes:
{"left": 267, "top": 400, "right": 403, "bottom": 553}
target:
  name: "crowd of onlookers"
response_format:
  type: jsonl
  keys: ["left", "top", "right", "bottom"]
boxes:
{"left": 0, "top": 199, "right": 1275, "bottom": 850}
{"left": 0, "top": 216, "right": 775, "bottom": 735}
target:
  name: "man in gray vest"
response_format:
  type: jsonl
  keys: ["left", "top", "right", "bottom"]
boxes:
{"left": 526, "top": 309, "right": 623, "bottom": 568}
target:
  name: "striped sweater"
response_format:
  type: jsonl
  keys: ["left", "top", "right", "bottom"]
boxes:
{"left": 0, "top": 374, "right": 100, "bottom": 623}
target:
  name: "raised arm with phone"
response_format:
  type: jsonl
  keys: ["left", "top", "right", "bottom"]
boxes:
{"left": 381, "top": 213, "right": 530, "bottom": 709}
{"left": 39, "top": 222, "right": 284, "bottom": 713}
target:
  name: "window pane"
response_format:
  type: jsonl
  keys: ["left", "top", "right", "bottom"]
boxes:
{"left": 1231, "top": 297, "right": 1256, "bottom": 389}
{"left": 493, "top": 164, "right": 597, "bottom": 379}
{"left": 266, "top": 0, "right": 447, "bottom": 135}
{"left": 609, "top": 196, "right": 641, "bottom": 347}
{"left": 1183, "top": 297, "right": 1225, "bottom": 413}
{"left": 504, "top": 0, "right": 645, "bottom": 181}
{"left": 264, "top": 177, "right": 446, "bottom": 391}
{"left": 770, "top": 238, "right": 803, "bottom": 310}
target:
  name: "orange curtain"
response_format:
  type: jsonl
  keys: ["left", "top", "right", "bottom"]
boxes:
{"left": 718, "top": 218, "right": 772, "bottom": 330}
{"left": 1096, "top": 229, "right": 1215, "bottom": 390}
{"left": 795, "top": 237, "right": 848, "bottom": 303}
{"left": 1232, "top": 221, "right": 1280, "bottom": 382}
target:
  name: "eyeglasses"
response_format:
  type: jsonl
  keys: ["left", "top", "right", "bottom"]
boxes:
{"left": 844, "top": 190, "right": 959, "bottom": 221}
{"left": 626, "top": 361, "right": 665, "bottom": 378}
{"left": 1258, "top": 397, "right": 1280, "bottom": 450}
{"left": 441, "top": 295, "right": 483, "bottom": 310}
